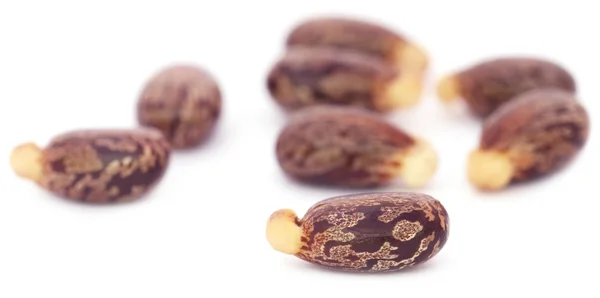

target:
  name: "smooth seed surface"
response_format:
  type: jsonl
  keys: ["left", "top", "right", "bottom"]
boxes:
{"left": 266, "top": 192, "right": 449, "bottom": 273}
{"left": 286, "top": 17, "right": 429, "bottom": 72}
{"left": 267, "top": 47, "right": 423, "bottom": 112}
{"left": 437, "top": 57, "right": 576, "bottom": 117}
{"left": 10, "top": 128, "right": 171, "bottom": 203}
{"left": 468, "top": 88, "right": 589, "bottom": 190}
{"left": 137, "top": 64, "right": 222, "bottom": 149}
{"left": 275, "top": 105, "right": 438, "bottom": 188}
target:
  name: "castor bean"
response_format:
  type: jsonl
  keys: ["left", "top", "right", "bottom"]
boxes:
{"left": 276, "top": 105, "right": 438, "bottom": 188}
{"left": 137, "top": 64, "right": 221, "bottom": 149}
{"left": 266, "top": 192, "right": 449, "bottom": 273}
{"left": 285, "top": 17, "right": 428, "bottom": 72}
{"left": 437, "top": 57, "right": 576, "bottom": 118}
{"left": 10, "top": 128, "right": 171, "bottom": 203}
{"left": 267, "top": 46, "right": 423, "bottom": 112}
{"left": 467, "top": 88, "right": 589, "bottom": 190}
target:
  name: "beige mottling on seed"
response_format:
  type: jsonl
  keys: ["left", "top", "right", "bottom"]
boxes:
{"left": 108, "top": 186, "right": 120, "bottom": 197}
{"left": 369, "top": 232, "right": 435, "bottom": 272}
{"left": 59, "top": 145, "right": 104, "bottom": 174}
{"left": 95, "top": 138, "right": 138, "bottom": 152}
{"left": 392, "top": 220, "right": 423, "bottom": 241}
{"left": 38, "top": 133, "right": 170, "bottom": 203}
{"left": 433, "top": 201, "right": 448, "bottom": 231}
{"left": 428, "top": 239, "right": 441, "bottom": 260}
{"left": 324, "top": 241, "right": 401, "bottom": 271}
{"left": 120, "top": 186, "right": 147, "bottom": 202}
{"left": 378, "top": 200, "right": 435, "bottom": 223}
{"left": 105, "top": 160, "right": 120, "bottom": 175}
{"left": 378, "top": 205, "right": 415, "bottom": 223}
{"left": 300, "top": 212, "right": 364, "bottom": 262}
{"left": 122, "top": 156, "right": 133, "bottom": 166}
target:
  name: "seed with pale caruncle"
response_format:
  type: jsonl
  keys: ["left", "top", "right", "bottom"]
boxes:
{"left": 467, "top": 88, "right": 589, "bottom": 190}
{"left": 266, "top": 192, "right": 449, "bottom": 273}
{"left": 267, "top": 46, "right": 424, "bottom": 112}
{"left": 10, "top": 128, "right": 171, "bottom": 203}
{"left": 285, "top": 17, "right": 429, "bottom": 73}
{"left": 437, "top": 57, "right": 576, "bottom": 118}
{"left": 275, "top": 105, "right": 438, "bottom": 188}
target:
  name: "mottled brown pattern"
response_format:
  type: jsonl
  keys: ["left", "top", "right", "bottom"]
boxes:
{"left": 480, "top": 88, "right": 589, "bottom": 182}
{"left": 39, "top": 128, "right": 171, "bottom": 203}
{"left": 137, "top": 64, "right": 221, "bottom": 149}
{"left": 285, "top": 17, "right": 406, "bottom": 64}
{"left": 393, "top": 220, "right": 423, "bottom": 241}
{"left": 295, "top": 192, "right": 449, "bottom": 273}
{"left": 267, "top": 46, "right": 398, "bottom": 112}
{"left": 276, "top": 105, "right": 414, "bottom": 187}
{"left": 456, "top": 57, "right": 576, "bottom": 117}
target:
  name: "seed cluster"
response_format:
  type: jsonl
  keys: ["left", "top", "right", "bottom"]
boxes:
{"left": 10, "top": 64, "right": 221, "bottom": 204}
{"left": 9, "top": 16, "right": 591, "bottom": 274}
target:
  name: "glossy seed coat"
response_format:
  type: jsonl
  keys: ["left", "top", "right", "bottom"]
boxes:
{"left": 267, "top": 47, "right": 423, "bottom": 112}
{"left": 285, "top": 17, "right": 428, "bottom": 72}
{"left": 10, "top": 128, "right": 171, "bottom": 203}
{"left": 266, "top": 192, "right": 449, "bottom": 273}
{"left": 276, "top": 105, "right": 438, "bottom": 188}
{"left": 137, "top": 64, "right": 222, "bottom": 149}
{"left": 437, "top": 57, "right": 576, "bottom": 118}
{"left": 467, "top": 88, "right": 589, "bottom": 190}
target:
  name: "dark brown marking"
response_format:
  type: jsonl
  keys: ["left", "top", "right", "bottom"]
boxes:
{"left": 137, "top": 64, "right": 222, "bottom": 149}
{"left": 267, "top": 46, "right": 398, "bottom": 112}
{"left": 295, "top": 192, "right": 449, "bottom": 273}
{"left": 39, "top": 128, "right": 171, "bottom": 204}
{"left": 456, "top": 57, "right": 576, "bottom": 117}
{"left": 480, "top": 88, "right": 589, "bottom": 182}
{"left": 276, "top": 105, "right": 414, "bottom": 187}
{"left": 285, "top": 17, "right": 406, "bottom": 63}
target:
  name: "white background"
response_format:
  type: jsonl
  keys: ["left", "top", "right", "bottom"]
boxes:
{"left": 0, "top": 1, "right": 598, "bottom": 297}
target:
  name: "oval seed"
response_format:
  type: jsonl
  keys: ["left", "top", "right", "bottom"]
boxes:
{"left": 286, "top": 17, "right": 428, "bottom": 72}
{"left": 266, "top": 192, "right": 449, "bottom": 273}
{"left": 267, "top": 46, "right": 423, "bottom": 112}
{"left": 467, "top": 88, "right": 589, "bottom": 190}
{"left": 10, "top": 128, "right": 171, "bottom": 203}
{"left": 276, "top": 105, "right": 438, "bottom": 188}
{"left": 137, "top": 64, "right": 222, "bottom": 149}
{"left": 437, "top": 57, "right": 576, "bottom": 118}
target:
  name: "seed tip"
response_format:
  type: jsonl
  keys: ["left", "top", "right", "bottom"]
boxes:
{"left": 266, "top": 209, "right": 302, "bottom": 255}
{"left": 396, "top": 43, "right": 429, "bottom": 72}
{"left": 381, "top": 73, "right": 423, "bottom": 110}
{"left": 467, "top": 149, "right": 514, "bottom": 191}
{"left": 398, "top": 138, "right": 439, "bottom": 188}
{"left": 436, "top": 75, "right": 460, "bottom": 103}
{"left": 10, "top": 142, "right": 43, "bottom": 182}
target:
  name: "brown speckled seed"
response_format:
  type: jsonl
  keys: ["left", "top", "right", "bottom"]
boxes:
{"left": 267, "top": 46, "right": 423, "bottom": 112}
{"left": 467, "top": 88, "right": 589, "bottom": 190}
{"left": 10, "top": 128, "right": 171, "bottom": 203}
{"left": 276, "top": 105, "right": 438, "bottom": 188}
{"left": 286, "top": 17, "right": 428, "bottom": 72}
{"left": 137, "top": 64, "right": 221, "bottom": 149}
{"left": 437, "top": 57, "right": 576, "bottom": 118}
{"left": 266, "top": 192, "right": 449, "bottom": 273}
